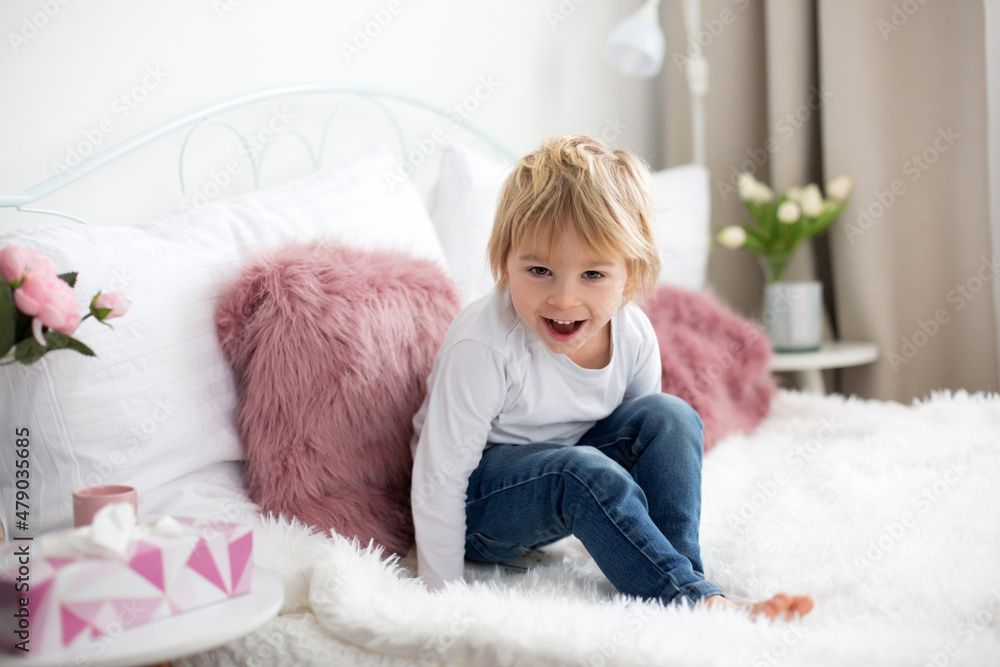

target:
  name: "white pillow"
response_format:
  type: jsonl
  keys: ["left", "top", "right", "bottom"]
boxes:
{"left": 649, "top": 163, "right": 711, "bottom": 290}
{"left": 431, "top": 144, "right": 511, "bottom": 306}
{"left": 0, "top": 144, "right": 447, "bottom": 535}
{"left": 431, "top": 144, "right": 711, "bottom": 302}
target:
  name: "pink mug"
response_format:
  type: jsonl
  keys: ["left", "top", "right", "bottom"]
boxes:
{"left": 72, "top": 485, "right": 138, "bottom": 528}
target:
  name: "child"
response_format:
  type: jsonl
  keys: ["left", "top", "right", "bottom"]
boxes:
{"left": 410, "top": 134, "right": 813, "bottom": 619}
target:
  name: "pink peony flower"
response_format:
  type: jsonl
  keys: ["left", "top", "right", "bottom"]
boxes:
{"left": 93, "top": 291, "right": 131, "bottom": 320}
{"left": 14, "top": 271, "right": 81, "bottom": 338}
{"left": 0, "top": 245, "right": 58, "bottom": 284}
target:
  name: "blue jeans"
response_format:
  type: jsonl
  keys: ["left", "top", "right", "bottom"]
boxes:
{"left": 464, "top": 393, "right": 724, "bottom": 606}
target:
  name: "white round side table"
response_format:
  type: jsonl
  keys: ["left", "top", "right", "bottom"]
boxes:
{"left": 767, "top": 340, "right": 879, "bottom": 393}
{"left": 0, "top": 567, "right": 284, "bottom": 667}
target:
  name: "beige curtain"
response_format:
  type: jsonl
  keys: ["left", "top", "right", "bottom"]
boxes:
{"left": 661, "top": 0, "right": 998, "bottom": 402}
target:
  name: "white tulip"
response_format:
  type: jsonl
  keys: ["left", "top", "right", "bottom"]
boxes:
{"left": 737, "top": 172, "right": 758, "bottom": 202}
{"left": 786, "top": 186, "right": 803, "bottom": 203}
{"left": 827, "top": 174, "right": 854, "bottom": 201}
{"left": 716, "top": 225, "right": 747, "bottom": 249}
{"left": 752, "top": 182, "right": 775, "bottom": 204}
{"left": 777, "top": 200, "right": 801, "bottom": 224}
{"left": 738, "top": 172, "right": 775, "bottom": 204}
{"left": 800, "top": 183, "right": 824, "bottom": 217}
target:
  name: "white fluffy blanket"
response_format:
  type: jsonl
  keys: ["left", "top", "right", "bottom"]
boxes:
{"left": 177, "top": 389, "right": 1000, "bottom": 667}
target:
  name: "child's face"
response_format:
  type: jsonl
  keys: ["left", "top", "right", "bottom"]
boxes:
{"left": 505, "top": 227, "right": 631, "bottom": 367}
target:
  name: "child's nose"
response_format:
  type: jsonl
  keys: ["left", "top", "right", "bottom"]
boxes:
{"left": 547, "top": 280, "right": 580, "bottom": 309}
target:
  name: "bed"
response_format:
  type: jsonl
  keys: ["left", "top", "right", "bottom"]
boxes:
{"left": 1, "top": 84, "right": 998, "bottom": 667}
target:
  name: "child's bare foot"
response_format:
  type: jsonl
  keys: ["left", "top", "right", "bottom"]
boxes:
{"left": 703, "top": 593, "right": 814, "bottom": 620}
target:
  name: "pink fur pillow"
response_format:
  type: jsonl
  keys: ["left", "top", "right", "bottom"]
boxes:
{"left": 215, "top": 242, "right": 460, "bottom": 555}
{"left": 640, "top": 285, "right": 777, "bottom": 452}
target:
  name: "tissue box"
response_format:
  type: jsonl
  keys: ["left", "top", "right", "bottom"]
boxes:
{"left": 0, "top": 517, "right": 253, "bottom": 656}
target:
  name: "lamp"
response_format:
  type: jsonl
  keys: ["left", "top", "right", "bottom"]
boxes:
{"left": 605, "top": 0, "right": 664, "bottom": 79}
{"left": 605, "top": 0, "right": 710, "bottom": 165}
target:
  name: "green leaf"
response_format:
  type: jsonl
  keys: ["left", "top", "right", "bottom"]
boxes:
{"left": 807, "top": 203, "right": 846, "bottom": 237}
{"left": 13, "top": 309, "right": 31, "bottom": 344}
{"left": 741, "top": 237, "right": 768, "bottom": 254}
{"left": 0, "top": 284, "right": 15, "bottom": 357}
{"left": 13, "top": 336, "right": 46, "bottom": 365}
{"left": 13, "top": 330, "right": 96, "bottom": 365}
{"left": 761, "top": 201, "right": 779, "bottom": 238}
{"left": 741, "top": 222, "right": 769, "bottom": 246}
{"left": 49, "top": 332, "right": 96, "bottom": 357}
{"left": 58, "top": 272, "right": 78, "bottom": 288}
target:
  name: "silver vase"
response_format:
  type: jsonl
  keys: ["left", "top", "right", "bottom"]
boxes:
{"left": 762, "top": 281, "right": 822, "bottom": 351}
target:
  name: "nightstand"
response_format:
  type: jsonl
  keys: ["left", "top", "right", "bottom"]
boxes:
{"left": 767, "top": 340, "right": 879, "bottom": 393}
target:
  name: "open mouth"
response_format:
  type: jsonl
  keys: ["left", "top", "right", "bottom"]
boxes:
{"left": 544, "top": 317, "right": 584, "bottom": 339}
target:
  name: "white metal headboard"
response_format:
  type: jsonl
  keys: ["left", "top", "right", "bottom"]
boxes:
{"left": 0, "top": 82, "right": 518, "bottom": 226}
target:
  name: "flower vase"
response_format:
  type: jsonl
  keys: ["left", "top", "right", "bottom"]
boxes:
{"left": 759, "top": 257, "right": 822, "bottom": 352}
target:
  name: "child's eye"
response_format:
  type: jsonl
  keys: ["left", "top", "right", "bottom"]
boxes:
{"left": 529, "top": 267, "right": 551, "bottom": 276}
{"left": 583, "top": 271, "right": 604, "bottom": 280}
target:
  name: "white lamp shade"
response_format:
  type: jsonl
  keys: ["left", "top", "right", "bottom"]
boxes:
{"left": 605, "top": 15, "right": 665, "bottom": 78}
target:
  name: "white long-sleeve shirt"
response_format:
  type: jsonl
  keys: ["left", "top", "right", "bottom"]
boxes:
{"left": 409, "top": 286, "right": 662, "bottom": 589}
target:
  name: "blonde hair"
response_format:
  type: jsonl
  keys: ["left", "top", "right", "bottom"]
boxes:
{"left": 487, "top": 134, "right": 660, "bottom": 304}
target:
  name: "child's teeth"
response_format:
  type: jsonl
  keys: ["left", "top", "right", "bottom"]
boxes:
{"left": 552, "top": 319, "right": 573, "bottom": 325}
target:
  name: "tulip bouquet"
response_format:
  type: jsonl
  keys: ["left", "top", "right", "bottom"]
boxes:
{"left": 716, "top": 172, "right": 853, "bottom": 283}
{"left": 0, "top": 245, "right": 130, "bottom": 365}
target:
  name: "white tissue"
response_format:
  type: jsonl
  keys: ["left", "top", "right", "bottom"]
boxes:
{"left": 39, "top": 506, "right": 192, "bottom": 560}
{"left": 88, "top": 503, "right": 137, "bottom": 556}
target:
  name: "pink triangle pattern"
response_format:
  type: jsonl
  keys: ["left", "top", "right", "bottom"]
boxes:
{"left": 63, "top": 600, "right": 106, "bottom": 624}
{"left": 228, "top": 532, "right": 252, "bottom": 595}
{"left": 129, "top": 545, "right": 165, "bottom": 591}
{"left": 46, "top": 557, "right": 77, "bottom": 571}
{"left": 27, "top": 577, "right": 53, "bottom": 633}
{"left": 233, "top": 557, "right": 253, "bottom": 596}
{"left": 0, "top": 519, "right": 256, "bottom": 653}
{"left": 113, "top": 597, "right": 163, "bottom": 628}
{"left": 185, "top": 539, "right": 227, "bottom": 594}
{"left": 60, "top": 606, "right": 88, "bottom": 646}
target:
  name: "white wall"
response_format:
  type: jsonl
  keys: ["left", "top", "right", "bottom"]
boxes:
{"left": 0, "top": 0, "right": 663, "bottom": 232}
